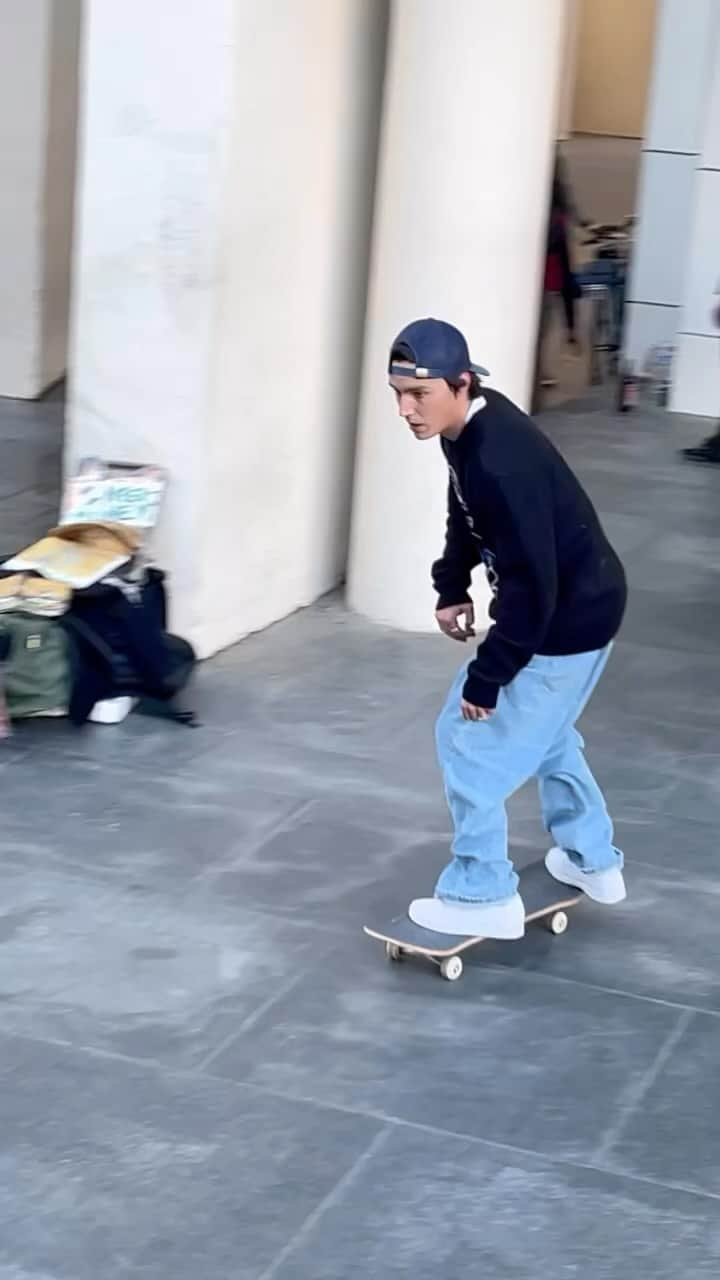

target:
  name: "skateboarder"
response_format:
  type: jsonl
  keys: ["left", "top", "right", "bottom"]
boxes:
{"left": 388, "top": 318, "right": 628, "bottom": 940}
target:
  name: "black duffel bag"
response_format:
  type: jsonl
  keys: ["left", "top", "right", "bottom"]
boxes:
{"left": 61, "top": 569, "right": 198, "bottom": 726}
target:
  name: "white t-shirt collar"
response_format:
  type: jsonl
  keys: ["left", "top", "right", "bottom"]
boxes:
{"left": 465, "top": 396, "right": 487, "bottom": 422}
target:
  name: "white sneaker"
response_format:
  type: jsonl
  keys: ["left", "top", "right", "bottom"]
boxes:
{"left": 408, "top": 893, "right": 526, "bottom": 939}
{"left": 89, "top": 696, "right": 137, "bottom": 725}
{"left": 545, "top": 846, "right": 626, "bottom": 905}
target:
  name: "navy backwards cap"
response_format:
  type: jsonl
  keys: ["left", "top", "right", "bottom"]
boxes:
{"left": 389, "top": 318, "right": 489, "bottom": 381}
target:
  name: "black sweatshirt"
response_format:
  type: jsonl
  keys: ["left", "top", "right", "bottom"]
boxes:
{"left": 433, "top": 390, "right": 627, "bottom": 709}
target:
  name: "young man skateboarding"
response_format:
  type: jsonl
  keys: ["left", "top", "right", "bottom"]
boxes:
{"left": 388, "top": 318, "right": 627, "bottom": 940}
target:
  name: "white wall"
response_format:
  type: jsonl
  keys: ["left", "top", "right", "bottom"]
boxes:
{"left": 625, "top": 0, "right": 719, "bottom": 369}
{"left": 671, "top": 13, "right": 720, "bottom": 418}
{"left": 0, "top": 0, "right": 80, "bottom": 398}
{"left": 572, "top": 0, "right": 657, "bottom": 138}
{"left": 625, "top": 0, "right": 720, "bottom": 417}
{"left": 67, "top": 0, "right": 387, "bottom": 654}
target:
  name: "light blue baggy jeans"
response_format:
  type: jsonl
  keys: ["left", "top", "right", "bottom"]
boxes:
{"left": 434, "top": 645, "right": 623, "bottom": 904}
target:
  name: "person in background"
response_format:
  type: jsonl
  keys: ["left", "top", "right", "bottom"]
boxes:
{"left": 680, "top": 290, "right": 720, "bottom": 463}
{"left": 539, "top": 163, "right": 582, "bottom": 388}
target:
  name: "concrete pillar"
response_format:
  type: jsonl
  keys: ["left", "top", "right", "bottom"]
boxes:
{"left": 624, "top": 0, "right": 719, "bottom": 372}
{"left": 347, "top": 0, "right": 567, "bottom": 633}
{"left": 0, "top": 0, "right": 81, "bottom": 399}
{"left": 67, "top": 0, "right": 387, "bottom": 655}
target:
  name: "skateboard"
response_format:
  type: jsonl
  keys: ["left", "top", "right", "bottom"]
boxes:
{"left": 363, "top": 859, "right": 583, "bottom": 981}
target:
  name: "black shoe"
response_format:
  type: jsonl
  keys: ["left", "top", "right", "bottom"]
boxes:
{"left": 680, "top": 439, "right": 720, "bottom": 464}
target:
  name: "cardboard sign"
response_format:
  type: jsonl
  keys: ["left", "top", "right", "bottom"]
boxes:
{"left": 61, "top": 460, "right": 167, "bottom": 530}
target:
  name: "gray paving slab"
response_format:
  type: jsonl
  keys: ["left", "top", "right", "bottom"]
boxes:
{"left": 0, "top": 753, "right": 307, "bottom": 889}
{"left": 0, "top": 1032, "right": 381, "bottom": 1279}
{"left": 0, "top": 860, "right": 336, "bottom": 1069}
{"left": 601, "top": 1012, "right": 720, "bottom": 1198}
{"left": 1, "top": 387, "right": 719, "bottom": 1274}
{"left": 206, "top": 936, "right": 682, "bottom": 1162}
{"left": 269, "top": 1125, "right": 720, "bottom": 1280}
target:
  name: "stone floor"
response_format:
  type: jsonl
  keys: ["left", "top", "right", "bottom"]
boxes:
{"left": 1, "top": 388, "right": 720, "bottom": 1277}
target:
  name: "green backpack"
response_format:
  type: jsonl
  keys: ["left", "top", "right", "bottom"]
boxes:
{"left": 0, "top": 614, "right": 71, "bottom": 719}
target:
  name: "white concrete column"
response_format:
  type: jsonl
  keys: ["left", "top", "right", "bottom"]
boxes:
{"left": 0, "top": 0, "right": 81, "bottom": 398}
{"left": 624, "top": 0, "right": 719, "bottom": 370}
{"left": 67, "top": 0, "right": 387, "bottom": 655}
{"left": 347, "top": 0, "right": 567, "bottom": 633}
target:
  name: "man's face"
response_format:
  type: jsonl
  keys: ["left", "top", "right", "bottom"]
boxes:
{"left": 389, "top": 365, "right": 468, "bottom": 441}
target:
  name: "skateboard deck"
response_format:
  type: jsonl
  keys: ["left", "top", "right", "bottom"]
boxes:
{"left": 363, "top": 859, "right": 583, "bottom": 981}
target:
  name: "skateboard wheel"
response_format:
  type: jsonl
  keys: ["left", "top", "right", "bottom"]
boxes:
{"left": 548, "top": 910, "right": 569, "bottom": 936}
{"left": 440, "top": 956, "right": 463, "bottom": 981}
{"left": 385, "top": 942, "right": 403, "bottom": 962}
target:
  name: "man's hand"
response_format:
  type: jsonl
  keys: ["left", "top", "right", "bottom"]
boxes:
{"left": 436, "top": 602, "right": 475, "bottom": 642}
{"left": 461, "top": 699, "right": 494, "bottom": 722}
